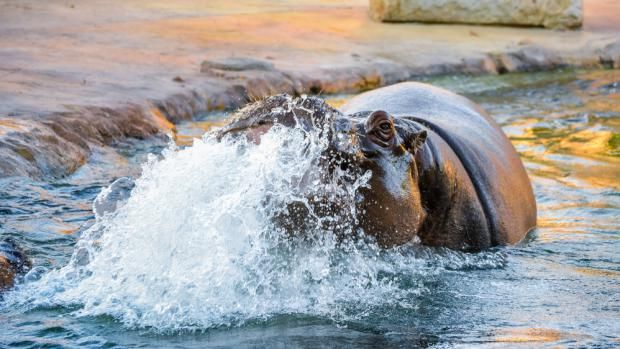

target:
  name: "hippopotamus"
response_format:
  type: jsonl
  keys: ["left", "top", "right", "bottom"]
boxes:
{"left": 0, "top": 238, "right": 31, "bottom": 291}
{"left": 218, "top": 82, "right": 537, "bottom": 251}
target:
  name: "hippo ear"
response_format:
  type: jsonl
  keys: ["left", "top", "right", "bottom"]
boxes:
{"left": 406, "top": 130, "right": 427, "bottom": 154}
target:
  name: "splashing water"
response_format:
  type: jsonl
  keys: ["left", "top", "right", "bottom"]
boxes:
{"left": 5, "top": 120, "right": 504, "bottom": 333}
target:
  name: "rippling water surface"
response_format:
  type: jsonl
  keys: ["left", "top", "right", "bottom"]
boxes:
{"left": 1, "top": 70, "right": 618, "bottom": 348}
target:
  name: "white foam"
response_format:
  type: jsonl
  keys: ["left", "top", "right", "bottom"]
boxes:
{"left": 4, "top": 123, "right": 506, "bottom": 332}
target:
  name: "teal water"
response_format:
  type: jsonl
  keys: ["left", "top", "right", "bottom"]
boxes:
{"left": 1, "top": 69, "right": 618, "bottom": 348}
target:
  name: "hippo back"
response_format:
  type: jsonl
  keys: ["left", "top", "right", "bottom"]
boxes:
{"left": 341, "top": 82, "right": 536, "bottom": 245}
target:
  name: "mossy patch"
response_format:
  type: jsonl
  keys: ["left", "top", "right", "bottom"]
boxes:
{"left": 15, "top": 147, "right": 35, "bottom": 162}
{"left": 608, "top": 133, "right": 620, "bottom": 156}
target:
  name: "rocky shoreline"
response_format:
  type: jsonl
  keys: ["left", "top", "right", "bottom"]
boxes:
{"left": 2, "top": 41, "right": 620, "bottom": 180}
{"left": 1, "top": 0, "right": 619, "bottom": 179}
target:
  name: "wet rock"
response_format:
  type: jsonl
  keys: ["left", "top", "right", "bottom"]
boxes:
{"left": 462, "top": 56, "right": 498, "bottom": 75}
{"left": 93, "top": 176, "right": 135, "bottom": 218}
{"left": 490, "top": 45, "right": 564, "bottom": 74}
{"left": 243, "top": 72, "right": 298, "bottom": 101}
{"left": 201, "top": 57, "right": 275, "bottom": 72}
{"left": 153, "top": 93, "right": 205, "bottom": 123}
{"left": 0, "top": 238, "right": 31, "bottom": 291}
{"left": 0, "top": 105, "right": 173, "bottom": 180}
{"left": 598, "top": 40, "right": 620, "bottom": 69}
{"left": 194, "top": 62, "right": 412, "bottom": 114}
{"left": 369, "top": 0, "right": 582, "bottom": 29}
{"left": 288, "top": 61, "right": 411, "bottom": 95}
{"left": 0, "top": 118, "right": 88, "bottom": 178}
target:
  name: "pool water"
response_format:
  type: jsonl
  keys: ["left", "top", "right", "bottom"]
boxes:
{"left": 0, "top": 69, "right": 618, "bottom": 348}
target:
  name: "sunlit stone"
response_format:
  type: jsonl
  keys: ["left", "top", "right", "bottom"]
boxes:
{"left": 369, "top": 0, "right": 583, "bottom": 29}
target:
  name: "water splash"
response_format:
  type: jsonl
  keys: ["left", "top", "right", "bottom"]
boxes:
{"left": 3, "top": 121, "right": 506, "bottom": 332}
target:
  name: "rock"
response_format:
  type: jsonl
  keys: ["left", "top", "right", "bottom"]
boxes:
{"left": 0, "top": 105, "right": 173, "bottom": 180}
{"left": 200, "top": 57, "right": 275, "bottom": 72}
{"left": 0, "top": 238, "right": 31, "bottom": 291}
{"left": 369, "top": 0, "right": 583, "bottom": 29}
{"left": 460, "top": 56, "right": 498, "bottom": 75}
{"left": 0, "top": 118, "right": 89, "bottom": 178}
{"left": 490, "top": 45, "right": 564, "bottom": 73}
{"left": 599, "top": 40, "right": 620, "bottom": 69}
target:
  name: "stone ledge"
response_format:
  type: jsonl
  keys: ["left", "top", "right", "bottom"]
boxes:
{"left": 2, "top": 40, "right": 619, "bottom": 180}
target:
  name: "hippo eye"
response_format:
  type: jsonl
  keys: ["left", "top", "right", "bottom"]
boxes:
{"left": 374, "top": 120, "right": 394, "bottom": 139}
{"left": 365, "top": 110, "right": 395, "bottom": 147}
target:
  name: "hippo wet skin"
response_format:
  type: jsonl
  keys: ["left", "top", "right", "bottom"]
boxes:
{"left": 219, "top": 82, "right": 537, "bottom": 251}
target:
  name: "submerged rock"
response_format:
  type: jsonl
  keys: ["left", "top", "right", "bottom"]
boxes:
{"left": 369, "top": 0, "right": 583, "bottom": 29}
{"left": 201, "top": 57, "right": 275, "bottom": 72}
{"left": 599, "top": 40, "right": 620, "bottom": 69}
{"left": 490, "top": 45, "right": 565, "bottom": 74}
{"left": 0, "top": 238, "right": 31, "bottom": 291}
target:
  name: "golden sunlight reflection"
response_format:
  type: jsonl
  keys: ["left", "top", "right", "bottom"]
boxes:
{"left": 493, "top": 328, "right": 563, "bottom": 343}
{"left": 505, "top": 71, "right": 620, "bottom": 190}
{"left": 175, "top": 119, "right": 231, "bottom": 146}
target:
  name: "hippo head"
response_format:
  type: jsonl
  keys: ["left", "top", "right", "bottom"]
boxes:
{"left": 218, "top": 95, "right": 427, "bottom": 247}
{"left": 334, "top": 110, "right": 428, "bottom": 246}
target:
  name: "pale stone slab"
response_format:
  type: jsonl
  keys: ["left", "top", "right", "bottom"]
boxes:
{"left": 369, "top": 0, "right": 583, "bottom": 29}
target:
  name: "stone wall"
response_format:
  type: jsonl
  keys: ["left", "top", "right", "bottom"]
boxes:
{"left": 369, "top": 0, "right": 582, "bottom": 29}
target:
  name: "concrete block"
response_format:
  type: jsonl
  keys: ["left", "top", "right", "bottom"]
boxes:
{"left": 369, "top": 0, "right": 583, "bottom": 29}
